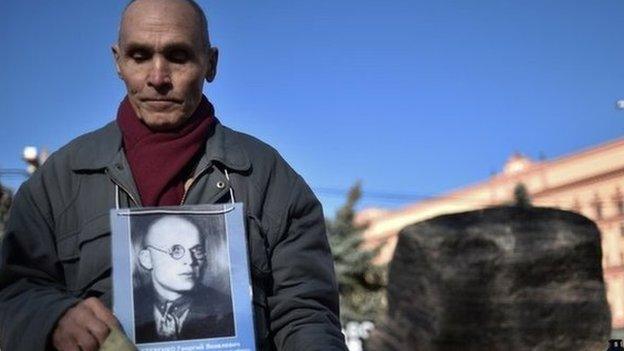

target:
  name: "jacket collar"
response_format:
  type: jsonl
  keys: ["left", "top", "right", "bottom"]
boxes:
{"left": 70, "top": 119, "right": 251, "bottom": 172}
{"left": 202, "top": 121, "right": 251, "bottom": 172}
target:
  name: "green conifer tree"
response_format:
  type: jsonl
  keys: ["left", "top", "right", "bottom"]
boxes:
{"left": 327, "top": 182, "right": 387, "bottom": 324}
{"left": 513, "top": 182, "right": 532, "bottom": 208}
{"left": 0, "top": 183, "right": 12, "bottom": 239}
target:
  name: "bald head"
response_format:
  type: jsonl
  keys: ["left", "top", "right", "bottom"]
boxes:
{"left": 144, "top": 215, "right": 200, "bottom": 247}
{"left": 112, "top": 0, "right": 219, "bottom": 130}
{"left": 119, "top": 0, "right": 210, "bottom": 49}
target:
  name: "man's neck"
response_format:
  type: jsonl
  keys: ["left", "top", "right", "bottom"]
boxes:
{"left": 153, "top": 282, "right": 183, "bottom": 302}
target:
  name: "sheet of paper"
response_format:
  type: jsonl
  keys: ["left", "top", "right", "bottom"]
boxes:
{"left": 111, "top": 203, "right": 256, "bottom": 351}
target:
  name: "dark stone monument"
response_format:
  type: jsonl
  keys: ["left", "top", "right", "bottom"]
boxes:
{"left": 368, "top": 206, "right": 611, "bottom": 351}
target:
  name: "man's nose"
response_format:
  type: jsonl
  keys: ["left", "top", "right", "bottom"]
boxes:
{"left": 179, "top": 250, "right": 194, "bottom": 265}
{"left": 147, "top": 57, "right": 171, "bottom": 88}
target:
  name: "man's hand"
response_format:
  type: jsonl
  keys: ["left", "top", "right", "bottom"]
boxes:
{"left": 52, "top": 297, "right": 120, "bottom": 351}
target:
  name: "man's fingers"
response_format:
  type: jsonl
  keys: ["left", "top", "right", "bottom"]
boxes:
{"left": 83, "top": 297, "right": 121, "bottom": 329}
{"left": 57, "top": 344, "right": 81, "bottom": 351}
{"left": 70, "top": 302, "right": 110, "bottom": 343}
{"left": 78, "top": 312, "right": 111, "bottom": 345}
{"left": 53, "top": 304, "right": 87, "bottom": 351}
{"left": 52, "top": 327, "right": 80, "bottom": 351}
{"left": 52, "top": 298, "right": 117, "bottom": 351}
{"left": 73, "top": 331, "right": 100, "bottom": 351}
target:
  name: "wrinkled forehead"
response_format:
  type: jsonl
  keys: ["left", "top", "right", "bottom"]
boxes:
{"left": 146, "top": 217, "right": 201, "bottom": 248}
{"left": 119, "top": 0, "right": 206, "bottom": 47}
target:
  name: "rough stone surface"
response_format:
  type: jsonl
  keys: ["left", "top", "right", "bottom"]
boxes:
{"left": 368, "top": 206, "right": 611, "bottom": 351}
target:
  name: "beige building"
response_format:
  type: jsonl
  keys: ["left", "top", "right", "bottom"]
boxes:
{"left": 356, "top": 137, "right": 624, "bottom": 328}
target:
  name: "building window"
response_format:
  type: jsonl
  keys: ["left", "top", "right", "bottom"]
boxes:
{"left": 614, "top": 188, "right": 624, "bottom": 216}
{"left": 596, "top": 202, "right": 603, "bottom": 219}
{"left": 591, "top": 194, "right": 603, "bottom": 220}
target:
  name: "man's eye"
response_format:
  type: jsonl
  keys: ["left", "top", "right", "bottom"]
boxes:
{"left": 170, "top": 245, "right": 185, "bottom": 256}
{"left": 130, "top": 51, "right": 149, "bottom": 62}
{"left": 190, "top": 246, "right": 206, "bottom": 259}
{"left": 168, "top": 50, "right": 190, "bottom": 63}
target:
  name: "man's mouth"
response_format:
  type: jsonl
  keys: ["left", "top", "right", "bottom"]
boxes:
{"left": 142, "top": 98, "right": 181, "bottom": 110}
{"left": 179, "top": 272, "right": 195, "bottom": 278}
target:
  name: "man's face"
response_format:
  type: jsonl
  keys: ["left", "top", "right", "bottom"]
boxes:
{"left": 141, "top": 217, "right": 205, "bottom": 295}
{"left": 112, "top": 0, "right": 217, "bottom": 130}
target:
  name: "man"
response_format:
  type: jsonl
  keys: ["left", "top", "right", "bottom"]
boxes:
{"left": 134, "top": 216, "right": 234, "bottom": 342}
{"left": 0, "top": 0, "right": 346, "bottom": 350}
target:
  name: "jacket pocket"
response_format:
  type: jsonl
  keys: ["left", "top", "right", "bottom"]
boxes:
{"left": 57, "top": 213, "right": 112, "bottom": 295}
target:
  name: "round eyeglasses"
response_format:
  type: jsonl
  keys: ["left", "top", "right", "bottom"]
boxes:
{"left": 145, "top": 244, "right": 206, "bottom": 261}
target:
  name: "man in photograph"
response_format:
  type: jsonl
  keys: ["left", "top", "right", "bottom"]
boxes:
{"left": 0, "top": 0, "right": 346, "bottom": 350}
{"left": 134, "top": 216, "right": 234, "bottom": 342}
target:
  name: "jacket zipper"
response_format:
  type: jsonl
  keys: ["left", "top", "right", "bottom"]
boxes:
{"left": 106, "top": 169, "right": 140, "bottom": 207}
{"left": 179, "top": 165, "right": 212, "bottom": 205}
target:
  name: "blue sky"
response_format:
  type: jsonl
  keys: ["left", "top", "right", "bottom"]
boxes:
{"left": 1, "top": 1, "right": 623, "bottom": 217}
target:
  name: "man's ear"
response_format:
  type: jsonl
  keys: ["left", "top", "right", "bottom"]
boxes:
{"left": 138, "top": 249, "right": 153, "bottom": 270}
{"left": 205, "top": 46, "right": 219, "bottom": 83}
{"left": 111, "top": 44, "right": 123, "bottom": 79}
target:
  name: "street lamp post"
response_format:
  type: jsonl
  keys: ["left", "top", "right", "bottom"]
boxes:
{"left": 22, "top": 146, "right": 39, "bottom": 175}
{"left": 22, "top": 146, "right": 48, "bottom": 174}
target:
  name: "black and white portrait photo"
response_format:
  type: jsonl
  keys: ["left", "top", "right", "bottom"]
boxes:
{"left": 129, "top": 213, "right": 235, "bottom": 343}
